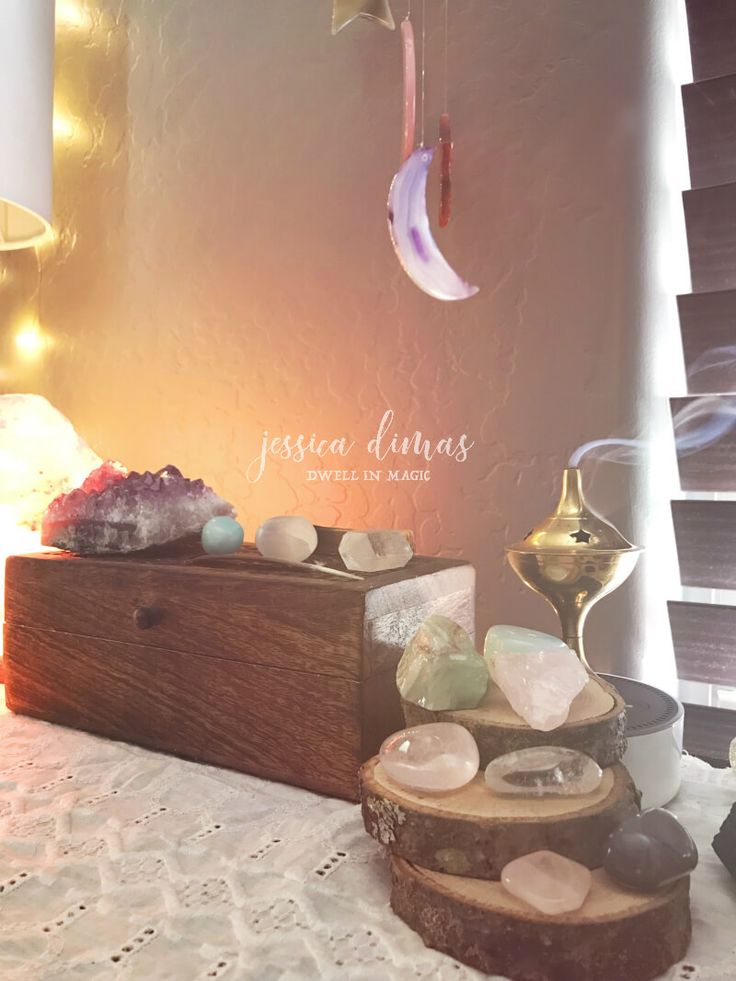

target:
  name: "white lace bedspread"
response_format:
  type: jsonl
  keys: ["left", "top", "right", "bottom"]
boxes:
{"left": 0, "top": 705, "right": 734, "bottom": 981}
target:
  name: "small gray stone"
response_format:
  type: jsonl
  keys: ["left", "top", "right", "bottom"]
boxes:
{"left": 604, "top": 808, "right": 698, "bottom": 891}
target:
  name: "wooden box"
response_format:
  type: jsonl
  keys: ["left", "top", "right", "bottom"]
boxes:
{"left": 3, "top": 543, "right": 474, "bottom": 801}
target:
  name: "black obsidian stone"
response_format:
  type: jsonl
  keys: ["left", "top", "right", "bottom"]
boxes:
{"left": 604, "top": 808, "right": 698, "bottom": 891}
{"left": 712, "top": 803, "right": 736, "bottom": 879}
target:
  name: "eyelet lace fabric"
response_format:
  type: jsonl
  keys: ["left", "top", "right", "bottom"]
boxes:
{"left": 0, "top": 710, "right": 733, "bottom": 980}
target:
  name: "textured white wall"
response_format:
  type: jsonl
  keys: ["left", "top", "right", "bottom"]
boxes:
{"left": 1, "top": 0, "right": 686, "bottom": 676}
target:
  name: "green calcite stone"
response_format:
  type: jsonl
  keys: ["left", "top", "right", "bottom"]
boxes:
{"left": 396, "top": 614, "right": 489, "bottom": 711}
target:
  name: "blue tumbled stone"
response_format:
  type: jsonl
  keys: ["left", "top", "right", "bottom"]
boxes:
{"left": 201, "top": 516, "right": 244, "bottom": 555}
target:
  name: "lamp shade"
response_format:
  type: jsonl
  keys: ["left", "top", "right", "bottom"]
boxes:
{"left": 0, "top": 0, "right": 54, "bottom": 250}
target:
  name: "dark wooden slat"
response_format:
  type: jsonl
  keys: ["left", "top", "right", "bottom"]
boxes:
{"left": 671, "top": 395, "right": 736, "bottom": 490}
{"left": 683, "top": 74, "right": 736, "bottom": 188}
{"left": 683, "top": 702, "right": 736, "bottom": 763}
{"left": 672, "top": 500, "right": 736, "bottom": 588}
{"left": 686, "top": 0, "right": 736, "bottom": 82}
{"left": 678, "top": 290, "right": 736, "bottom": 393}
{"left": 683, "top": 183, "right": 736, "bottom": 292}
{"left": 668, "top": 600, "right": 736, "bottom": 684}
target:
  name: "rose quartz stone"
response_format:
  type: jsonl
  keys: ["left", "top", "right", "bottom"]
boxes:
{"left": 501, "top": 850, "right": 592, "bottom": 915}
{"left": 485, "top": 626, "right": 588, "bottom": 731}
{"left": 379, "top": 722, "right": 479, "bottom": 793}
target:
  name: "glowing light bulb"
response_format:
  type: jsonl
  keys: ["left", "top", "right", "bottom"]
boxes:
{"left": 14, "top": 322, "right": 49, "bottom": 360}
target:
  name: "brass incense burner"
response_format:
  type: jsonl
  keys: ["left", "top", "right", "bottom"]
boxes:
{"left": 506, "top": 467, "right": 641, "bottom": 669}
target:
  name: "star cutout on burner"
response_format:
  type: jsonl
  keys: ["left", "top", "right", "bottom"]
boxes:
{"left": 570, "top": 529, "right": 592, "bottom": 544}
{"left": 332, "top": 0, "right": 396, "bottom": 35}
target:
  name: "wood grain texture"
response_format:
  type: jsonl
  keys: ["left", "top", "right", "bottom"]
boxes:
{"left": 668, "top": 599, "right": 736, "bottom": 685}
{"left": 671, "top": 500, "right": 736, "bottom": 587}
{"left": 401, "top": 676, "right": 627, "bottom": 769}
{"left": 683, "top": 74, "right": 736, "bottom": 189}
{"left": 391, "top": 857, "right": 691, "bottom": 981}
{"left": 360, "top": 759, "right": 639, "bottom": 880}
{"left": 4, "top": 551, "right": 474, "bottom": 800}
{"left": 4, "top": 550, "right": 473, "bottom": 680}
{"left": 686, "top": 0, "right": 736, "bottom": 82}
{"left": 683, "top": 183, "right": 736, "bottom": 293}
{"left": 4, "top": 623, "right": 363, "bottom": 800}
{"left": 677, "top": 289, "right": 736, "bottom": 393}
{"left": 683, "top": 702, "right": 736, "bottom": 763}
{"left": 671, "top": 397, "right": 736, "bottom": 491}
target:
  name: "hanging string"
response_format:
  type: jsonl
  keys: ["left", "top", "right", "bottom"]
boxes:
{"left": 443, "top": 0, "right": 449, "bottom": 112}
{"left": 420, "top": 0, "right": 426, "bottom": 146}
{"left": 438, "top": 0, "right": 452, "bottom": 227}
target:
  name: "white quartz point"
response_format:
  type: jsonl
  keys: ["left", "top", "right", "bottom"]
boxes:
{"left": 484, "top": 747, "right": 603, "bottom": 797}
{"left": 339, "top": 529, "right": 413, "bottom": 572}
{"left": 484, "top": 625, "right": 588, "bottom": 731}
{"left": 255, "top": 515, "right": 318, "bottom": 562}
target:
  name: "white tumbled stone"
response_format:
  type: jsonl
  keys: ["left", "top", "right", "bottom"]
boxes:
{"left": 380, "top": 722, "right": 480, "bottom": 793}
{"left": 255, "top": 515, "right": 318, "bottom": 562}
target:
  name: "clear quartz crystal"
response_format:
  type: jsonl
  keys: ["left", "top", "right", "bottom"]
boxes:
{"left": 485, "top": 747, "right": 602, "bottom": 797}
{"left": 338, "top": 529, "right": 413, "bottom": 572}
{"left": 397, "top": 614, "right": 489, "bottom": 711}
{"left": 484, "top": 625, "right": 588, "bottom": 731}
{"left": 501, "top": 850, "right": 592, "bottom": 915}
{"left": 379, "top": 722, "right": 479, "bottom": 793}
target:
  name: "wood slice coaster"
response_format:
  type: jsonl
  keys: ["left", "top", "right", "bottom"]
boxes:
{"left": 391, "top": 857, "right": 691, "bottom": 981}
{"left": 402, "top": 674, "right": 627, "bottom": 768}
{"left": 360, "top": 758, "right": 639, "bottom": 878}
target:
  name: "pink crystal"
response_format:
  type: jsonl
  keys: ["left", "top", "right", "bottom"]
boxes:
{"left": 501, "top": 850, "right": 592, "bottom": 915}
{"left": 42, "top": 463, "right": 235, "bottom": 554}
{"left": 379, "top": 722, "right": 479, "bottom": 793}
{"left": 492, "top": 648, "right": 587, "bottom": 730}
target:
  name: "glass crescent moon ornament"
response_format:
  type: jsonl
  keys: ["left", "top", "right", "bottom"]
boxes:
{"left": 387, "top": 147, "right": 479, "bottom": 301}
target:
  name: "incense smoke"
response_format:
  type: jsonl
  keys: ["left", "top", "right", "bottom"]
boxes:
{"left": 570, "top": 348, "right": 736, "bottom": 468}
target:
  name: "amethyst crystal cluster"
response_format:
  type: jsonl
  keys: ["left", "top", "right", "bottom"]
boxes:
{"left": 42, "top": 463, "right": 235, "bottom": 554}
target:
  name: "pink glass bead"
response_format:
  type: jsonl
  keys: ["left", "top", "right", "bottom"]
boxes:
{"left": 379, "top": 722, "right": 479, "bottom": 793}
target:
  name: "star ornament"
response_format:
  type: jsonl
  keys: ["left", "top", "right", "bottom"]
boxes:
{"left": 332, "top": 0, "right": 396, "bottom": 35}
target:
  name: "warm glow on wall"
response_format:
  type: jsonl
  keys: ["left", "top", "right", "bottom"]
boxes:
{"left": 53, "top": 111, "right": 92, "bottom": 152}
{"left": 14, "top": 321, "right": 51, "bottom": 361}
{"left": 56, "top": 1, "right": 94, "bottom": 31}
{"left": 53, "top": 115, "right": 77, "bottom": 142}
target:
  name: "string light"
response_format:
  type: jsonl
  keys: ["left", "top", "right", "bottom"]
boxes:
{"left": 14, "top": 321, "right": 50, "bottom": 361}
